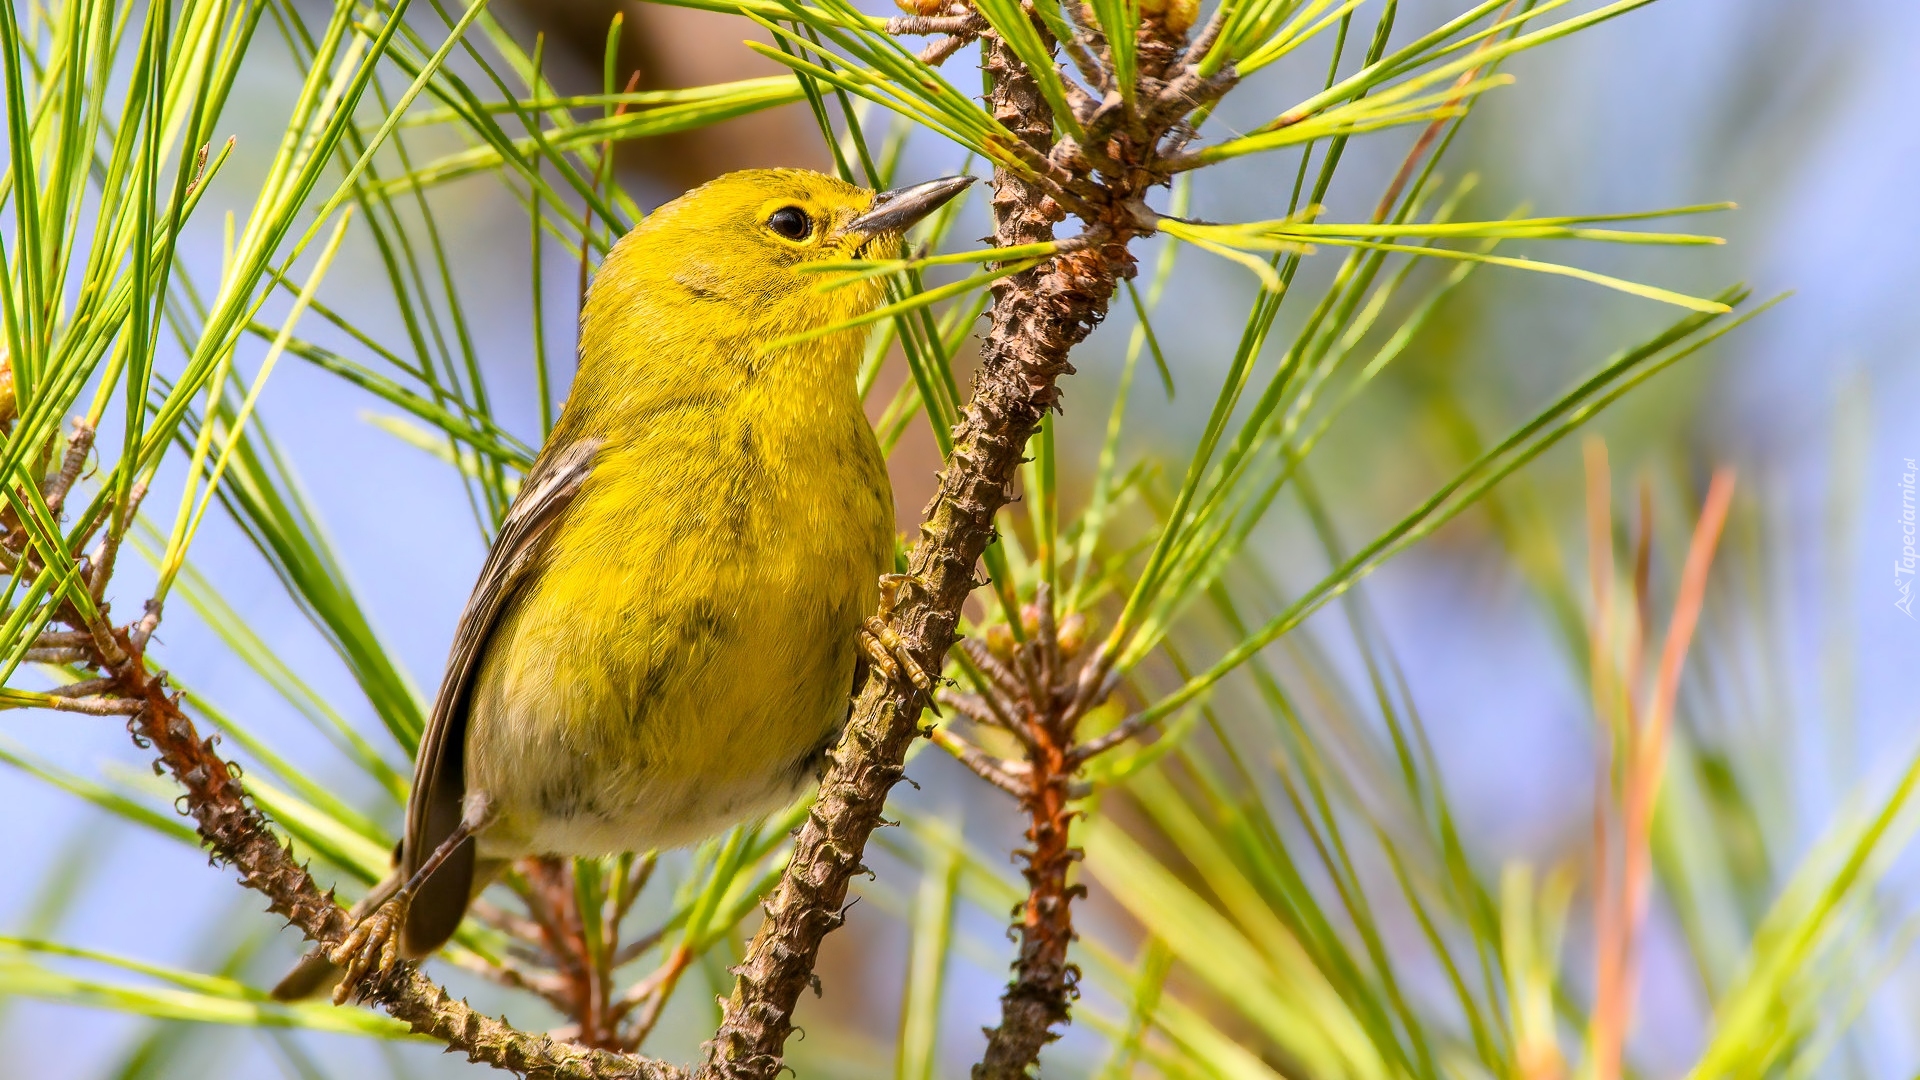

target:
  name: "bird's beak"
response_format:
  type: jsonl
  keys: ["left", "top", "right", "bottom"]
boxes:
{"left": 846, "top": 175, "right": 976, "bottom": 238}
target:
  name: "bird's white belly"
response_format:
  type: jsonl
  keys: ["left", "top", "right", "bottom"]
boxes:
{"left": 482, "top": 758, "right": 813, "bottom": 860}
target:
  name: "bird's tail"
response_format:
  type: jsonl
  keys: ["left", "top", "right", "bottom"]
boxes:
{"left": 269, "top": 870, "right": 403, "bottom": 1001}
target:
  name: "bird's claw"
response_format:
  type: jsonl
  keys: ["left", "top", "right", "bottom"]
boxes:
{"left": 877, "top": 572, "right": 916, "bottom": 612}
{"left": 861, "top": 616, "right": 931, "bottom": 694}
{"left": 328, "top": 897, "right": 407, "bottom": 1004}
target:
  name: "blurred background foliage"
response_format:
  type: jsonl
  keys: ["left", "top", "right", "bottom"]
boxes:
{"left": 0, "top": 0, "right": 1915, "bottom": 1078}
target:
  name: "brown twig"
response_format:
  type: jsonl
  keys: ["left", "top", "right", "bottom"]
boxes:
{"left": 452, "top": 951, "right": 582, "bottom": 1017}
{"left": 442, "top": 844, "right": 677, "bottom": 1054}
{"left": 883, "top": 13, "right": 983, "bottom": 35}
{"left": 1175, "top": 3, "right": 1230, "bottom": 68}
{"left": 27, "top": 646, "right": 96, "bottom": 665}
{"left": 16, "top": 436, "right": 688, "bottom": 1076}
{"left": 470, "top": 898, "right": 549, "bottom": 944}
{"left": 616, "top": 944, "right": 691, "bottom": 1048}
{"left": 1145, "top": 66, "right": 1236, "bottom": 133}
{"left": 928, "top": 725, "right": 1032, "bottom": 798}
{"left": 701, "top": 2, "right": 1234, "bottom": 1071}
{"left": 608, "top": 923, "right": 671, "bottom": 971}
{"left": 960, "top": 637, "right": 1028, "bottom": 706}
{"left": 916, "top": 33, "right": 976, "bottom": 67}
{"left": 43, "top": 419, "right": 94, "bottom": 517}
{"left": 35, "top": 693, "right": 144, "bottom": 716}
{"left": 0, "top": 387, "right": 677, "bottom": 1074}
{"left": 114, "top": 651, "right": 685, "bottom": 1078}
{"left": 512, "top": 856, "right": 632, "bottom": 1050}
{"left": 88, "top": 477, "right": 146, "bottom": 603}
{"left": 47, "top": 675, "right": 118, "bottom": 698}
{"left": 1064, "top": 701, "right": 1151, "bottom": 766}
{"left": 968, "top": 589, "right": 1097, "bottom": 1080}
{"left": 699, "top": 17, "right": 1144, "bottom": 1075}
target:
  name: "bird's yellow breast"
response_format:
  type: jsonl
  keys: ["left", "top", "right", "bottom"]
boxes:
{"left": 465, "top": 372, "right": 892, "bottom": 857}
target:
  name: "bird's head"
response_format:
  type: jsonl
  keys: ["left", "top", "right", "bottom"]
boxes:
{"left": 583, "top": 168, "right": 974, "bottom": 354}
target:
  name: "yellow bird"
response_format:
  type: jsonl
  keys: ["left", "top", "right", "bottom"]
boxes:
{"left": 273, "top": 168, "right": 970, "bottom": 1002}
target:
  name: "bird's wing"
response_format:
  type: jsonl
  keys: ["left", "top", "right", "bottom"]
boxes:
{"left": 398, "top": 434, "right": 602, "bottom": 957}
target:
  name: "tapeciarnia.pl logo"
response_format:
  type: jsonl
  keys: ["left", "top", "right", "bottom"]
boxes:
{"left": 1900, "top": 457, "right": 1916, "bottom": 617}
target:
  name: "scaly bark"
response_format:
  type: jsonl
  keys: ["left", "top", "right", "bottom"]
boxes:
{"left": 968, "top": 615, "right": 1090, "bottom": 1080}
{"left": 967, "top": 14, "right": 1197, "bottom": 1075}
{"left": 973, "top": 764, "right": 1082, "bottom": 1080}
{"left": 699, "top": 32, "right": 1130, "bottom": 1080}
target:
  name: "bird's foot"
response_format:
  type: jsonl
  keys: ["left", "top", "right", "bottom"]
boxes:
{"left": 328, "top": 896, "right": 408, "bottom": 1004}
{"left": 860, "top": 615, "right": 931, "bottom": 694}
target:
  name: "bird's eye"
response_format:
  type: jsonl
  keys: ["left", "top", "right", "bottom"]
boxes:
{"left": 767, "top": 206, "right": 812, "bottom": 241}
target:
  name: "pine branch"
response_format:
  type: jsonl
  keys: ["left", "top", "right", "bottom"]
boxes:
{"left": 970, "top": 590, "right": 1092, "bottom": 1080}
{"left": 110, "top": 645, "right": 687, "bottom": 1080}
{"left": 700, "top": 27, "right": 1133, "bottom": 1080}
